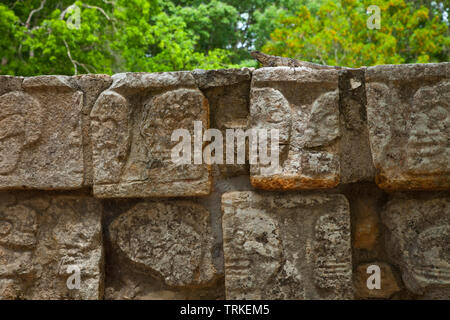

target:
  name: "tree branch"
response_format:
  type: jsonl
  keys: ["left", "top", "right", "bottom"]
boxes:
{"left": 82, "top": 4, "right": 111, "bottom": 21}
{"left": 63, "top": 40, "right": 93, "bottom": 74}
{"left": 26, "top": 0, "right": 46, "bottom": 29}
{"left": 63, "top": 39, "right": 78, "bottom": 75}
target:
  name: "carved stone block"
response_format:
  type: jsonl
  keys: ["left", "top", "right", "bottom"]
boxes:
{"left": 249, "top": 67, "right": 341, "bottom": 190}
{"left": 222, "top": 191, "right": 353, "bottom": 299}
{"left": 0, "top": 76, "right": 85, "bottom": 189}
{"left": 381, "top": 195, "right": 450, "bottom": 299}
{"left": 0, "top": 193, "right": 103, "bottom": 299}
{"left": 91, "top": 72, "right": 211, "bottom": 198}
{"left": 106, "top": 200, "right": 220, "bottom": 299}
{"left": 366, "top": 63, "right": 450, "bottom": 190}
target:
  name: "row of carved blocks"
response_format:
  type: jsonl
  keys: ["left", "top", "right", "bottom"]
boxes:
{"left": 0, "top": 63, "right": 449, "bottom": 299}
{"left": 1, "top": 64, "right": 448, "bottom": 194}
{"left": 1, "top": 192, "right": 448, "bottom": 299}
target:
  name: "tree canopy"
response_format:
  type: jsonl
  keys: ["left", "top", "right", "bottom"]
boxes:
{"left": 0, "top": 0, "right": 448, "bottom": 75}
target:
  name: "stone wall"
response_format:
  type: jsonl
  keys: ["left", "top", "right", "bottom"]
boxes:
{"left": 0, "top": 62, "right": 448, "bottom": 300}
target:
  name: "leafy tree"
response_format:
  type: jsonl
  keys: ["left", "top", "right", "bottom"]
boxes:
{"left": 263, "top": 0, "right": 449, "bottom": 67}
{"left": 0, "top": 0, "right": 448, "bottom": 75}
{"left": 164, "top": 0, "right": 240, "bottom": 52}
{"left": 165, "top": 0, "right": 301, "bottom": 63}
{"left": 0, "top": 3, "right": 25, "bottom": 72}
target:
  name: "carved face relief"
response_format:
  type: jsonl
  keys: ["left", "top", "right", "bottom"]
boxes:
{"left": 407, "top": 81, "right": 450, "bottom": 174}
{"left": 140, "top": 88, "right": 206, "bottom": 160}
{"left": 0, "top": 204, "right": 38, "bottom": 249}
{"left": 412, "top": 225, "right": 450, "bottom": 284}
{"left": 222, "top": 192, "right": 352, "bottom": 300}
{"left": 90, "top": 73, "right": 211, "bottom": 198}
{"left": 313, "top": 214, "right": 352, "bottom": 290}
{"left": 109, "top": 201, "right": 215, "bottom": 287}
{"left": 133, "top": 88, "right": 208, "bottom": 182}
{"left": 365, "top": 64, "right": 449, "bottom": 190}
{"left": 0, "top": 92, "right": 42, "bottom": 175}
{"left": 302, "top": 90, "right": 340, "bottom": 148}
{"left": 382, "top": 197, "right": 450, "bottom": 295}
{"left": 249, "top": 68, "right": 341, "bottom": 189}
{"left": 224, "top": 208, "right": 283, "bottom": 299}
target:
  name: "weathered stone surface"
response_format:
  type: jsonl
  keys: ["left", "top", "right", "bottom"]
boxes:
{"left": 222, "top": 191, "right": 353, "bottom": 299}
{"left": 250, "top": 67, "right": 341, "bottom": 190}
{"left": 0, "top": 193, "right": 103, "bottom": 299}
{"left": 0, "top": 76, "right": 22, "bottom": 96}
{"left": 108, "top": 71, "right": 196, "bottom": 93}
{"left": 109, "top": 201, "right": 217, "bottom": 288}
{"left": 90, "top": 72, "right": 211, "bottom": 198}
{"left": 366, "top": 63, "right": 450, "bottom": 190}
{"left": 381, "top": 195, "right": 450, "bottom": 298}
{"left": 192, "top": 68, "right": 252, "bottom": 89}
{"left": 338, "top": 68, "right": 375, "bottom": 183}
{"left": 0, "top": 76, "right": 85, "bottom": 190}
{"left": 354, "top": 262, "right": 401, "bottom": 299}
{"left": 193, "top": 68, "right": 252, "bottom": 177}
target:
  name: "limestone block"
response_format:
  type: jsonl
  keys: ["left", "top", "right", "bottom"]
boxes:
{"left": 0, "top": 76, "right": 85, "bottom": 189}
{"left": 0, "top": 76, "right": 22, "bottom": 96}
{"left": 354, "top": 262, "right": 401, "bottom": 299}
{"left": 0, "top": 193, "right": 103, "bottom": 299}
{"left": 381, "top": 195, "right": 450, "bottom": 298}
{"left": 106, "top": 200, "right": 220, "bottom": 299}
{"left": 249, "top": 67, "right": 341, "bottom": 190}
{"left": 366, "top": 63, "right": 450, "bottom": 190}
{"left": 222, "top": 191, "right": 353, "bottom": 299}
{"left": 90, "top": 72, "right": 211, "bottom": 198}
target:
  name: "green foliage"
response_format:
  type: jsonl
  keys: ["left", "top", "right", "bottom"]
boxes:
{"left": 0, "top": 3, "right": 25, "bottom": 72}
{"left": 0, "top": 0, "right": 448, "bottom": 75}
{"left": 0, "top": 0, "right": 240, "bottom": 75}
{"left": 263, "top": 0, "right": 449, "bottom": 67}
{"left": 166, "top": 0, "right": 240, "bottom": 52}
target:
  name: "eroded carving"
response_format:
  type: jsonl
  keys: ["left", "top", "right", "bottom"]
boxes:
{"left": 406, "top": 81, "right": 449, "bottom": 174}
{"left": 366, "top": 63, "right": 450, "bottom": 190}
{"left": 0, "top": 91, "right": 42, "bottom": 174}
{"left": 382, "top": 196, "right": 450, "bottom": 298}
{"left": 0, "top": 203, "right": 37, "bottom": 298}
{"left": 91, "top": 73, "right": 211, "bottom": 198}
{"left": 313, "top": 213, "right": 352, "bottom": 291}
{"left": 0, "top": 76, "right": 84, "bottom": 190}
{"left": 0, "top": 194, "right": 103, "bottom": 299}
{"left": 109, "top": 201, "right": 216, "bottom": 287}
{"left": 222, "top": 191, "right": 352, "bottom": 299}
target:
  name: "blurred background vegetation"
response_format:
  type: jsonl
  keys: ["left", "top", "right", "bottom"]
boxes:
{"left": 0, "top": 0, "right": 448, "bottom": 75}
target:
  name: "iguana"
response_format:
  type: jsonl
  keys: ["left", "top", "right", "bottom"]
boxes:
{"left": 250, "top": 51, "right": 344, "bottom": 70}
